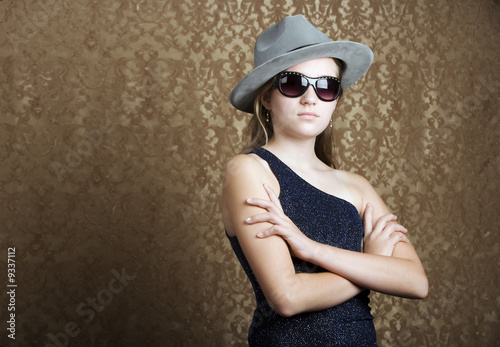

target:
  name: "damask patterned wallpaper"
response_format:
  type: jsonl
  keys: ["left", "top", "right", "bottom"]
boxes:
{"left": 0, "top": 0, "right": 498, "bottom": 346}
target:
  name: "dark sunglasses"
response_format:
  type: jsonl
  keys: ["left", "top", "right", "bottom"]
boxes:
{"left": 272, "top": 71, "right": 342, "bottom": 102}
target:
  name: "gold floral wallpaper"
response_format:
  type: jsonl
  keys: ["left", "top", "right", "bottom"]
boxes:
{"left": 0, "top": 0, "right": 499, "bottom": 346}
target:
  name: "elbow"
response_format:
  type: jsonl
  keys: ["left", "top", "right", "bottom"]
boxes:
{"left": 268, "top": 292, "right": 300, "bottom": 318}
{"left": 274, "top": 305, "right": 295, "bottom": 318}
{"left": 409, "top": 275, "right": 429, "bottom": 300}
{"left": 416, "top": 277, "right": 429, "bottom": 299}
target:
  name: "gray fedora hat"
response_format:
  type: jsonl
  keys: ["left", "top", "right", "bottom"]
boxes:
{"left": 229, "top": 15, "right": 374, "bottom": 113}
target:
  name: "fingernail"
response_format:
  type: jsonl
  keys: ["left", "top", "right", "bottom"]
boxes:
{"left": 246, "top": 198, "right": 252, "bottom": 203}
{"left": 245, "top": 217, "right": 252, "bottom": 223}
{"left": 257, "top": 232, "right": 264, "bottom": 238}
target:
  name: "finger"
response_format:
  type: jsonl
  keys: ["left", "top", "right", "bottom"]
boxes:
{"left": 392, "top": 222, "right": 408, "bottom": 233}
{"left": 245, "top": 212, "right": 280, "bottom": 225}
{"left": 263, "top": 184, "right": 283, "bottom": 211}
{"left": 372, "top": 213, "right": 398, "bottom": 235}
{"left": 246, "top": 197, "right": 281, "bottom": 214}
{"left": 376, "top": 213, "right": 398, "bottom": 226}
{"left": 257, "top": 225, "right": 283, "bottom": 239}
{"left": 381, "top": 222, "right": 408, "bottom": 238}
{"left": 389, "top": 231, "right": 410, "bottom": 244}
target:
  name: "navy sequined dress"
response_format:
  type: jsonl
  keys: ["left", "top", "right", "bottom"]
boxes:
{"left": 227, "top": 147, "right": 377, "bottom": 346}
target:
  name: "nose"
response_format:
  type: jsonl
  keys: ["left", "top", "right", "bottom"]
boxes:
{"left": 300, "top": 85, "right": 318, "bottom": 104}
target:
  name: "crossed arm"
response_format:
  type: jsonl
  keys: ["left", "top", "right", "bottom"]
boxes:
{"left": 222, "top": 155, "right": 428, "bottom": 317}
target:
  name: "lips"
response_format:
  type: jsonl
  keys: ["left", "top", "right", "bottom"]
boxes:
{"left": 297, "top": 112, "right": 318, "bottom": 119}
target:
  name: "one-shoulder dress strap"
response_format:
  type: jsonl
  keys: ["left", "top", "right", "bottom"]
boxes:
{"left": 249, "top": 147, "right": 298, "bottom": 189}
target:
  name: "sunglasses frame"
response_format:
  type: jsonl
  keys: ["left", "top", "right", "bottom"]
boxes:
{"left": 272, "top": 71, "right": 342, "bottom": 102}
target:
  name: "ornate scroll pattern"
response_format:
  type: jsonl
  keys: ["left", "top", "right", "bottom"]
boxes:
{"left": 0, "top": 0, "right": 498, "bottom": 346}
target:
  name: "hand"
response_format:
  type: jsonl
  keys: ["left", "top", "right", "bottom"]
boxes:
{"left": 245, "top": 184, "right": 315, "bottom": 260}
{"left": 363, "top": 203, "right": 410, "bottom": 257}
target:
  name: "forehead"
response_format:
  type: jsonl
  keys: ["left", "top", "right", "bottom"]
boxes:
{"left": 285, "top": 58, "right": 340, "bottom": 77}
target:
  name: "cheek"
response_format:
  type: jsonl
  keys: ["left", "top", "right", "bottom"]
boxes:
{"left": 319, "top": 100, "right": 338, "bottom": 119}
{"left": 327, "top": 100, "right": 338, "bottom": 115}
{"left": 269, "top": 92, "right": 294, "bottom": 114}
{"left": 331, "top": 98, "right": 339, "bottom": 109}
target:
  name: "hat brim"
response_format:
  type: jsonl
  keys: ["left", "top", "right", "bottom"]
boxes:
{"left": 229, "top": 41, "right": 374, "bottom": 113}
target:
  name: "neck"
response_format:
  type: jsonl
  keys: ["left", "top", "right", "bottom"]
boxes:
{"left": 264, "top": 136, "right": 321, "bottom": 169}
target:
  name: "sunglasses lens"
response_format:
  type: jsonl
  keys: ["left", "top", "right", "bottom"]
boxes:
{"left": 279, "top": 74, "right": 307, "bottom": 97}
{"left": 316, "top": 78, "right": 340, "bottom": 101}
{"left": 277, "top": 73, "right": 340, "bottom": 101}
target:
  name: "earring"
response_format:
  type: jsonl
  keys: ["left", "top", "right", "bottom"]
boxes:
{"left": 266, "top": 110, "right": 270, "bottom": 123}
{"left": 330, "top": 118, "right": 333, "bottom": 128}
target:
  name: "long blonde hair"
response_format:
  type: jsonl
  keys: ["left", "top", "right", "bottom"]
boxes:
{"left": 241, "top": 59, "right": 344, "bottom": 168}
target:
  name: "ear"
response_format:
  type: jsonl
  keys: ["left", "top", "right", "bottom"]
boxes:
{"left": 260, "top": 91, "right": 272, "bottom": 111}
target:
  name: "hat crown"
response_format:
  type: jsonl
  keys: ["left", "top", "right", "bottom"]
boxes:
{"left": 254, "top": 15, "right": 330, "bottom": 68}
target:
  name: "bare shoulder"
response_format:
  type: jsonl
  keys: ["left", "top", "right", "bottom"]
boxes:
{"left": 330, "top": 169, "right": 379, "bottom": 213}
{"left": 222, "top": 153, "right": 279, "bottom": 236}
{"left": 335, "top": 169, "right": 391, "bottom": 218}
{"left": 224, "top": 153, "right": 267, "bottom": 176}
{"left": 334, "top": 169, "right": 372, "bottom": 190}
{"left": 223, "top": 153, "right": 275, "bottom": 189}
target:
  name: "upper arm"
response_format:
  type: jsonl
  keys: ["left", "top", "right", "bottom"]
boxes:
{"left": 222, "top": 155, "right": 296, "bottom": 308}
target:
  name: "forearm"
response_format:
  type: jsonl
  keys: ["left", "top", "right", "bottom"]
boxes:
{"left": 307, "top": 241, "right": 428, "bottom": 299}
{"left": 270, "top": 271, "right": 364, "bottom": 317}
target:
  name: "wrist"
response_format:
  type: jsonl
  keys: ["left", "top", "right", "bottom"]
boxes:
{"left": 308, "top": 240, "right": 328, "bottom": 264}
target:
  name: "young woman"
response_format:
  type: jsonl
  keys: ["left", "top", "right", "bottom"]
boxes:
{"left": 222, "top": 15, "right": 428, "bottom": 346}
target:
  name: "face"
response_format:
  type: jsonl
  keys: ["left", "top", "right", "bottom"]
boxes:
{"left": 262, "top": 57, "right": 340, "bottom": 140}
